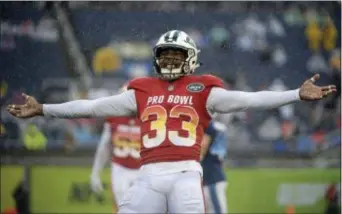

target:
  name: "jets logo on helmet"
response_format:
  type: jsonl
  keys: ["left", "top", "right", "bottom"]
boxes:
{"left": 153, "top": 30, "right": 201, "bottom": 81}
{"left": 164, "top": 31, "right": 180, "bottom": 43}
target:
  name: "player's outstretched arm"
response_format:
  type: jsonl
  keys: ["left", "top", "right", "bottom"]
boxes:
{"left": 207, "top": 74, "right": 336, "bottom": 114}
{"left": 7, "top": 90, "right": 137, "bottom": 118}
{"left": 90, "top": 122, "right": 111, "bottom": 193}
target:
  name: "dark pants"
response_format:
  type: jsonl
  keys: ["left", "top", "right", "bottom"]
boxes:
{"left": 325, "top": 204, "right": 340, "bottom": 214}
{"left": 13, "top": 182, "right": 30, "bottom": 214}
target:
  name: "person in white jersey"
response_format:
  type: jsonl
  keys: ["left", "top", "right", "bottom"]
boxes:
{"left": 90, "top": 85, "right": 141, "bottom": 212}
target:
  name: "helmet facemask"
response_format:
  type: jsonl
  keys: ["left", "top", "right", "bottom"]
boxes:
{"left": 154, "top": 46, "right": 198, "bottom": 81}
{"left": 153, "top": 30, "right": 201, "bottom": 81}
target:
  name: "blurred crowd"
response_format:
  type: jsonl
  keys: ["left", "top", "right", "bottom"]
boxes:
{"left": 0, "top": 1, "right": 340, "bottom": 156}
{"left": 63, "top": 1, "right": 339, "bottom": 14}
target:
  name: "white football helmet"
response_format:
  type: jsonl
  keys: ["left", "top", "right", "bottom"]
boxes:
{"left": 153, "top": 30, "right": 201, "bottom": 80}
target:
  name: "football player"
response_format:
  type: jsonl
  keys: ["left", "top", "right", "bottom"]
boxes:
{"left": 90, "top": 85, "right": 141, "bottom": 212}
{"left": 7, "top": 30, "right": 336, "bottom": 214}
{"left": 201, "top": 121, "right": 229, "bottom": 214}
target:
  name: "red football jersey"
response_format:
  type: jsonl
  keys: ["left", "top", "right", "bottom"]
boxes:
{"left": 127, "top": 75, "right": 224, "bottom": 165}
{"left": 106, "top": 117, "right": 141, "bottom": 169}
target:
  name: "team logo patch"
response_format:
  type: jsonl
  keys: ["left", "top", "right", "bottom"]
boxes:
{"left": 186, "top": 83, "right": 205, "bottom": 92}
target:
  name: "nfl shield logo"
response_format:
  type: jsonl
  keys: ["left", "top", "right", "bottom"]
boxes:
{"left": 168, "top": 85, "right": 174, "bottom": 91}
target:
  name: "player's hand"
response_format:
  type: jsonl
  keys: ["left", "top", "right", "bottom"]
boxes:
{"left": 299, "top": 74, "right": 336, "bottom": 101}
{"left": 90, "top": 174, "right": 104, "bottom": 194}
{"left": 7, "top": 93, "right": 43, "bottom": 118}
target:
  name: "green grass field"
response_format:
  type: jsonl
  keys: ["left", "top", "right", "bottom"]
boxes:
{"left": 1, "top": 166, "right": 340, "bottom": 213}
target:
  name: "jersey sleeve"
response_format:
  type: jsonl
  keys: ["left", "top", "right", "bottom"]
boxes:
{"left": 43, "top": 90, "right": 137, "bottom": 118}
{"left": 206, "top": 87, "right": 300, "bottom": 114}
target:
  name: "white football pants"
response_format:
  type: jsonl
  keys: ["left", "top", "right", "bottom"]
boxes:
{"left": 118, "top": 171, "right": 205, "bottom": 213}
{"left": 111, "top": 162, "right": 139, "bottom": 206}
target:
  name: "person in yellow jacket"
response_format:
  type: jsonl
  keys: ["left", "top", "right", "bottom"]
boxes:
{"left": 322, "top": 17, "right": 337, "bottom": 52}
{"left": 305, "top": 20, "right": 322, "bottom": 53}
{"left": 92, "top": 47, "right": 121, "bottom": 75}
{"left": 23, "top": 124, "right": 47, "bottom": 150}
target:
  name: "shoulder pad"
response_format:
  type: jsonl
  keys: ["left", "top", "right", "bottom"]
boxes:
{"left": 127, "top": 77, "right": 154, "bottom": 92}
{"left": 200, "top": 75, "right": 224, "bottom": 88}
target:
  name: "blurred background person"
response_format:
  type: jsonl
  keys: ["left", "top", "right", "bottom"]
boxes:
{"left": 201, "top": 121, "right": 229, "bottom": 214}
{"left": 325, "top": 183, "right": 341, "bottom": 214}
{"left": 90, "top": 85, "right": 141, "bottom": 213}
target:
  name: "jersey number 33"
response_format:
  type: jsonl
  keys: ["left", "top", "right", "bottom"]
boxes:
{"left": 141, "top": 105, "right": 199, "bottom": 148}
